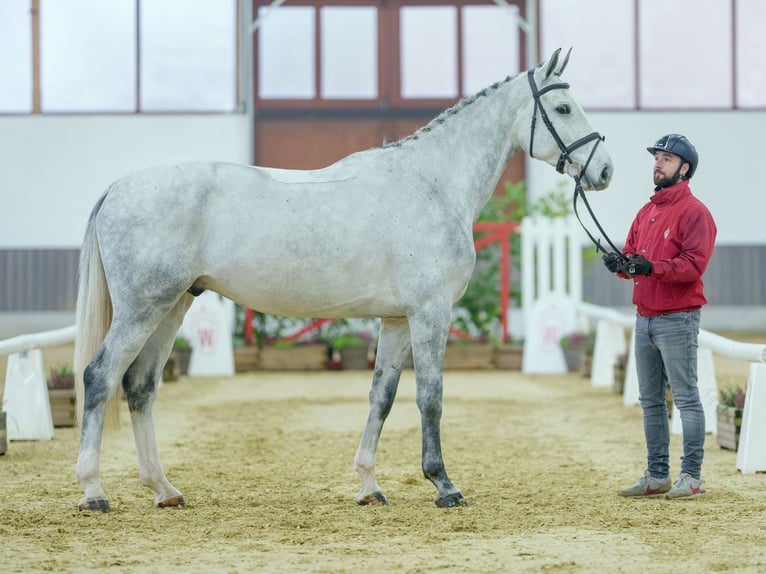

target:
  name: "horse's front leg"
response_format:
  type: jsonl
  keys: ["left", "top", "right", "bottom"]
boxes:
{"left": 410, "top": 304, "right": 467, "bottom": 508}
{"left": 354, "top": 318, "right": 411, "bottom": 506}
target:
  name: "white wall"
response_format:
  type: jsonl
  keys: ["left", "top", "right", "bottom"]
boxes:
{"left": 0, "top": 114, "right": 249, "bottom": 248}
{"left": 0, "top": 110, "right": 762, "bottom": 249}
{"left": 526, "top": 111, "right": 766, "bottom": 247}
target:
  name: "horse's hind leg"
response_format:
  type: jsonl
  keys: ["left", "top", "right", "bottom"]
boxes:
{"left": 123, "top": 293, "right": 194, "bottom": 508}
{"left": 354, "top": 318, "right": 411, "bottom": 506}
{"left": 77, "top": 309, "right": 174, "bottom": 512}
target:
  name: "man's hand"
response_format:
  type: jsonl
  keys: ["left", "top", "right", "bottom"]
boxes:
{"left": 602, "top": 252, "right": 623, "bottom": 273}
{"left": 627, "top": 254, "right": 653, "bottom": 276}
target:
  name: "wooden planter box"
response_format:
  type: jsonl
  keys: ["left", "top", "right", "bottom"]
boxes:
{"left": 0, "top": 411, "right": 6, "bottom": 455}
{"left": 259, "top": 344, "right": 327, "bottom": 371}
{"left": 613, "top": 363, "right": 626, "bottom": 394}
{"left": 444, "top": 343, "right": 494, "bottom": 370}
{"left": 717, "top": 406, "right": 743, "bottom": 451}
{"left": 234, "top": 346, "right": 261, "bottom": 373}
{"left": 48, "top": 388, "right": 76, "bottom": 427}
{"left": 493, "top": 345, "right": 523, "bottom": 370}
{"left": 581, "top": 352, "right": 593, "bottom": 377}
{"left": 340, "top": 345, "right": 374, "bottom": 370}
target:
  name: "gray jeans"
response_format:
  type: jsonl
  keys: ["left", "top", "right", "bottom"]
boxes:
{"left": 634, "top": 310, "right": 705, "bottom": 479}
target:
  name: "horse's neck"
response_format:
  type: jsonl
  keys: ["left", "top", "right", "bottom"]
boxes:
{"left": 400, "top": 79, "right": 524, "bottom": 222}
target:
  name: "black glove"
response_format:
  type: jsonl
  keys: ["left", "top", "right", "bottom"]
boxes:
{"left": 627, "top": 254, "right": 653, "bottom": 276}
{"left": 602, "top": 252, "right": 622, "bottom": 273}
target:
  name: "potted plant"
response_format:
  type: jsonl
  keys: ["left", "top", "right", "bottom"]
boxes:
{"left": 47, "top": 364, "right": 76, "bottom": 427}
{"left": 320, "top": 319, "right": 377, "bottom": 370}
{"left": 717, "top": 384, "right": 746, "bottom": 451}
{"left": 559, "top": 331, "right": 587, "bottom": 372}
{"left": 173, "top": 336, "right": 192, "bottom": 376}
{"left": 613, "top": 352, "right": 628, "bottom": 394}
{"left": 581, "top": 331, "right": 596, "bottom": 377}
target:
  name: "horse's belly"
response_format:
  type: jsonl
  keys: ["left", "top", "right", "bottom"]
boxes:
{"left": 205, "top": 266, "right": 407, "bottom": 319}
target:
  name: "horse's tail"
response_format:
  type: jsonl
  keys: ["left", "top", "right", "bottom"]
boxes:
{"left": 74, "top": 192, "right": 120, "bottom": 430}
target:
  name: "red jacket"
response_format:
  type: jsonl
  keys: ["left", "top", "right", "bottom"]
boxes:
{"left": 619, "top": 179, "right": 717, "bottom": 317}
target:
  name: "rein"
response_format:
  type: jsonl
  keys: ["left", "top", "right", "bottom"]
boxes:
{"left": 527, "top": 69, "right": 627, "bottom": 262}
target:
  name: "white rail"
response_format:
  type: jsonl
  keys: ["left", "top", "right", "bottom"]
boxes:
{"left": 0, "top": 325, "right": 77, "bottom": 357}
{"left": 578, "top": 302, "right": 766, "bottom": 362}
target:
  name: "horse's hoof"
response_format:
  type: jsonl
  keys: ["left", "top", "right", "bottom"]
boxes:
{"left": 356, "top": 491, "right": 390, "bottom": 506}
{"left": 78, "top": 497, "right": 111, "bottom": 513}
{"left": 435, "top": 492, "right": 468, "bottom": 508}
{"left": 157, "top": 495, "right": 186, "bottom": 508}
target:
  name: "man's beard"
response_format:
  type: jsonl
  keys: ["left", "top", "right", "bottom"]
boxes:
{"left": 654, "top": 172, "right": 680, "bottom": 189}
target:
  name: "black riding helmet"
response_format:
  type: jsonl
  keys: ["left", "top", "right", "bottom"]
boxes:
{"left": 647, "top": 133, "right": 698, "bottom": 179}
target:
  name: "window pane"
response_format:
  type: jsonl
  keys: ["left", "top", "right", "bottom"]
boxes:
{"left": 736, "top": 0, "right": 766, "bottom": 108}
{"left": 320, "top": 7, "right": 377, "bottom": 99}
{"left": 40, "top": 0, "right": 136, "bottom": 112}
{"left": 0, "top": 0, "right": 32, "bottom": 112}
{"left": 639, "top": 0, "right": 732, "bottom": 108}
{"left": 140, "top": 0, "right": 236, "bottom": 112}
{"left": 258, "top": 7, "right": 315, "bottom": 99}
{"left": 400, "top": 7, "right": 457, "bottom": 99}
{"left": 462, "top": 6, "right": 520, "bottom": 96}
{"left": 541, "top": 0, "right": 634, "bottom": 108}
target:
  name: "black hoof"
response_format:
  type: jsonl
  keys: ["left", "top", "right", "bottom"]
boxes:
{"left": 435, "top": 492, "right": 468, "bottom": 508}
{"left": 79, "top": 497, "right": 111, "bottom": 513}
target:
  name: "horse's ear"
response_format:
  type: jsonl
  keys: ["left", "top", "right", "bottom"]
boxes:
{"left": 543, "top": 48, "right": 561, "bottom": 80}
{"left": 555, "top": 47, "right": 572, "bottom": 77}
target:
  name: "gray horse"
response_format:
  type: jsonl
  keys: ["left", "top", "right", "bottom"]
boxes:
{"left": 74, "top": 48, "right": 613, "bottom": 512}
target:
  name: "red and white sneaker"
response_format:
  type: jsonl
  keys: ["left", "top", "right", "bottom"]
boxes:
{"left": 618, "top": 470, "right": 671, "bottom": 497}
{"left": 664, "top": 473, "right": 706, "bottom": 499}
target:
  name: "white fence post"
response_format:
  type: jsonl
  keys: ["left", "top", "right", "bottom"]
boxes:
{"left": 671, "top": 346, "right": 718, "bottom": 435}
{"left": 521, "top": 216, "right": 582, "bottom": 374}
{"left": 737, "top": 363, "right": 766, "bottom": 474}
{"left": 2, "top": 349, "right": 54, "bottom": 441}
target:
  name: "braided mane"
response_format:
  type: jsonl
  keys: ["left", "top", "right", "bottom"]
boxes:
{"left": 383, "top": 75, "right": 514, "bottom": 148}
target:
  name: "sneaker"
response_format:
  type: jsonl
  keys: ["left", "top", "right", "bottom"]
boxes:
{"left": 664, "top": 473, "right": 706, "bottom": 499}
{"left": 618, "top": 470, "right": 671, "bottom": 497}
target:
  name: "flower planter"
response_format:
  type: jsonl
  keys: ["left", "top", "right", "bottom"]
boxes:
{"left": 163, "top": 356, "right": 178, "bottom": 382}
{"left": 48, "top": 388, "right": 76, "bottom": 427}
{"left": 444, "top": 342, "right": 494, "bottom": 370}
{"left": 717, "top": 405, "right": 743, "bottom": 451}
{"left": 0, "top": 411, "right": 6, "bottom": 455}
{"left": 259, "top": 344, "right": 327, "bottom": 371}
{"left": 175, "top": 347, "right": 192, "bottom": 376}
{"left": 493, "top": 344, "right": 523, "bottom": 370}
{"left": 234, "top": 346, "right": 261, "bottom": 372}
{"left": 340, "top": 345, "right": 374, "bottom": 370}
{"left": 613, "top": 363, "right": 626, "bottom": 394}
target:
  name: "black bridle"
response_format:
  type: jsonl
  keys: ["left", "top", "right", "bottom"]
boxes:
{"left": 527, "top": 69, "right": 627, "bottom": 261}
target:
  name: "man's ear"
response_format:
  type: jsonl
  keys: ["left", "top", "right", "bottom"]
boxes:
{"left": 680, "top": 161, "right": 690, "bottom": 177}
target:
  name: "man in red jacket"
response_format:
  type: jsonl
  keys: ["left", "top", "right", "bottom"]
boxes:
{"left": 603, "top": 134, "right": 716, "bottom": 499}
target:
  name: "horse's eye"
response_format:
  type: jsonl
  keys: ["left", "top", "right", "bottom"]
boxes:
{"left": 556, "top": 104, "right": 571, "bottom": 114}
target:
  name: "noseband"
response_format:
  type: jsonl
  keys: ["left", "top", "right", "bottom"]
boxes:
{"left": 527, "top": 69, "right": 626, "bottom": 260}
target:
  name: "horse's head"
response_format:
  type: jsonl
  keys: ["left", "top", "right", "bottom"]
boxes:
{"left": 517, "top": 48, "right": 613, "bottom": 191}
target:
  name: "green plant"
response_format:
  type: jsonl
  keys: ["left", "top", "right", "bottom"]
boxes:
{"left": 174, "top": 336, "right": 191, "bottom": 349}
{"left": 319, "top": 318, "right": 375, "bottom": 349}
{"left": 719, "top": 385, "right": 746, "bottom": 409}
{"left": 453, "top": 179, "right": 585, "bottom": 342}
{"left": 48, "top": 364, "right": 75, "bottom": 389}
{"left": 559, "top": 331, "right": 587, "bottom": 348}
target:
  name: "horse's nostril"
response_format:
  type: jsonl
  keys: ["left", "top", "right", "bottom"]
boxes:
{"left": 601, "top": 166, "right": 611, "bottom": 183}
